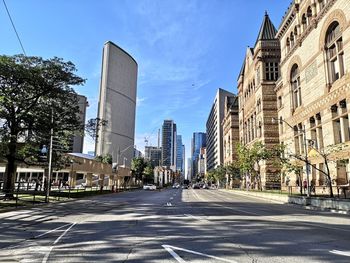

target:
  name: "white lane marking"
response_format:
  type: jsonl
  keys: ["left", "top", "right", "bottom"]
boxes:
{"left": 162, "top": 245, "right": 186, "bottom": 263}
{"left": 170, "top": 197, "right": 174, "bottom": 200}
{"left": 183, "top": 214, "right": 206, "bottom": 221}
{"left": 191, "top": 189, "right": 206, "bottom": 202}
{"left": 330, "top": 250, "right": 350, "bottom": 257}
{"left": 35, "top": 223, "right": 72, "bottom": 238}
{"left": 162, "top": 244, "right": 237, "bottom": 263}
{"left": 42, "top": 222, "right": 76, "bottom": 263}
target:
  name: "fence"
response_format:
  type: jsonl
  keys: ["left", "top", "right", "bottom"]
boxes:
{"left": 0, "top": 180, "right": 141, "bottom": 208}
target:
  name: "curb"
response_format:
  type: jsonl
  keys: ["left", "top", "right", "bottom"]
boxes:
{"left": 222, "top": 189, "right": 350, "bottom": 215}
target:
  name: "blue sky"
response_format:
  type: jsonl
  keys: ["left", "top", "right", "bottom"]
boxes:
{"left": 1, "top": 0, "right": 290, "bottom": 159}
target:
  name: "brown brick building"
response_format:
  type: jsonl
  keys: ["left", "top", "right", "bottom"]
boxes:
{"left": 237, "top": 13, "right": 281, "bottom": 189}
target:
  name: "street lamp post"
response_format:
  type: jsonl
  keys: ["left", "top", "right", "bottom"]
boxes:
{"left": 45, "top": 109, "right": 54, "bottom": 203}
{"left": 272, "top": 117, "right": 310, "bottom": 197}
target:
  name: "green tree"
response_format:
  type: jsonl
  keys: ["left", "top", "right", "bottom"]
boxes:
{"left": 236, "top": 142, "right": 272, "bottom": 190}
{"left": 131, "top": 157, "right": 146, "bottom": 181}
{"left": 213, "top": 165, "right": 227, "bottom": 188}
{"left": 225, "top": 162, "right": 241, "bottom": 188}
{"left": 143, "top": 164, "right": 154, "bottom": 184}
{"left": 95, "top": 154, "right": 112, "bottom": 164}
{"left": 0, "top": 55, "right": 85, "bottom": 197}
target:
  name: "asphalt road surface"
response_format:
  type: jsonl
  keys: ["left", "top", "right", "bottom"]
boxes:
{"left": 0, "top": 188, "right": 350, "bottom": 262}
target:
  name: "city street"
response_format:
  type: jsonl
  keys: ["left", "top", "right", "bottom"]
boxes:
{"left": 0, "top": 188, "right": 350, "bottom": 262}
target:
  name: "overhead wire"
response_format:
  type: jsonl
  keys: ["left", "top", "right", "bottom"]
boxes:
{"left": 2, "top": 0, "right": 26, "bottom": 55}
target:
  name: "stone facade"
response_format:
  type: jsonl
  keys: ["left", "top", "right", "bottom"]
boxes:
{"left": 222, "top": 95, "right": 239, "bottom": 188}
{"left": 222, "top": 95, "right": 239, "bottom": 164}
{"left": 238, "top": 13, "right": 281, "bottom": 189}
{"left": 276, "top": 0, "right": 350, "bottom": 193}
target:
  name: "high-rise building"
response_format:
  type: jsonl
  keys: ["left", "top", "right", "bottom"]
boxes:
{"left": 95, "top": 41, "right": 138, "bottom": 167}
{"left": 182, "top": 144, "right": 185, "bottom": 173}
{"left": 237, "top": 12, "right": 280, "bottom": 188}
{"left": 186, "top": 157, "right": 192, "bottom": 181}
{"left": 197, "top": 147, "right": 207, "bottom": 177}
{"left": 191, "top": 132, "right": 206, "bottom": 177}
{"left": 133, "top": 147, "right": 142, "bottom": 158}
{"left": 176, "top": 135, "right": 184, "bottom": 173}
{"left": 145, "top": 146, "right": 162, "bottom": 167}
{"left": 72, "top": 95, "right": 88, "bottom": 153}
{"left": 161, "top": 120, "right": 177, "bottom": 169}
{"left": 206, "top": 88, "right": 234, "bottom": 171}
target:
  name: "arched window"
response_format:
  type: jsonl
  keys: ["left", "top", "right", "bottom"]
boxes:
{"left": 302, "top": 14, "right": 307, "bottom": 31}
{"left": 294, "top": 26, "right": 298, "bottom": 38}
{"left": 325, "top": 22, "right": 344, "bottom": 83}
{"left": 307, "top": 6, "right": 313, "bottom": 25}
{"left": 286, "top": 37, "right": 290, "bottom": 52}
{"left": 291, "top": 64, "right": 302, "bottom": 109}
{"left": 290, "top": 32, "right": 295, "bottom": 47}
{"left": 257, "top": 121, "right": 262, "bottom": 138}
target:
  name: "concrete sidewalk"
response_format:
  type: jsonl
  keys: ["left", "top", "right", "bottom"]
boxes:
{"left": 221, "top": 189, "right": 350, "bottom": 215}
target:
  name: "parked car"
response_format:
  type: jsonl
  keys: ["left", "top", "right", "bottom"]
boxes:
{"left": 182, "top": 185, "right": 188, "bottom": 189}
{"left": 143, "top": 184, "right": 157, "bottom": 190}
{"left": 193, "top": 184, "right": 200, "bottom": 189}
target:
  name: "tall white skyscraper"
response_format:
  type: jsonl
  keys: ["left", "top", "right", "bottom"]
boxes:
{"left": 95, "top": 41, "right": 138, "bottom": 167}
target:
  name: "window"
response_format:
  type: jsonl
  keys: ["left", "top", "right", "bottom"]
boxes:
{"left": 286, "top": 37, "right": 290, "bottom": 53}
{"left": 294, "top": 125, "right": 301, "bottom": 154}
{"left": 294, "top": 26, "right": 298, "bottom": 38}
{"left": 331, "top": 100, "right": 349, "bottom": 144}
{"left": 310, "top": 113, "right": 324, "bottom": 150}
{"left": 325, "top": 22, "right": 344, "bottom": 84}
{"left": 290, "top": 32, "right": 295, "bottom": 47}
{"left": 279, "top": 116, "right": 283, "bottom": 134}
{"left": 302, "top": 14, "right": 307, "bottom": 31}
{"left": 257, "top": 98, "right": 261, "bottom": 112}
{"left": 257, "top": 121, "right": 262, "bottom": 138}
{"left": 291, "top": 64, "right": 302, "bottom": 109}
{"left": 307, "top": 6, "right": 313, "bottom": 25}
{"left": 265, "top": 62, "right": 279, "bottom": 81}
{"left": 278, "top": 96, "right": 282, "bottom": 109}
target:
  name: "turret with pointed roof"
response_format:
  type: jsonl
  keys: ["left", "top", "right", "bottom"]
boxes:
{"left": 237, "top": 12, "right": 281, "bottom": 189}
{"left": 255, "top": 11, "right": 278, "bottom": 46}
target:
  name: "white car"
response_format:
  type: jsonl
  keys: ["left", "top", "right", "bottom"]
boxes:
{"left": 143, "top": 184, "right": 157, "bottom": 190}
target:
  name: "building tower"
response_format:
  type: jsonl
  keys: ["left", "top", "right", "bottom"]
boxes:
{"left": 191, "top": 132, "right": 206, "bottom": 178}
{"left": 237, "top": 12, "right": 280, "bottom": 188}
{"left": 161, "top": 120, "right": 177, "bottom": 170}
{"left": 95, "top": 41, "right": 138, "bottom": 167}
{"left": 176, "top": 135, "right": 184, "bottom": 174}
{"left": 206, "top": 88, "right": 235, "bottom": 171}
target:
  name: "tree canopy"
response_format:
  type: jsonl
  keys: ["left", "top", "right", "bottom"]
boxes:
{"left": 0, "top": 54, "right": 85, "bottom": 195}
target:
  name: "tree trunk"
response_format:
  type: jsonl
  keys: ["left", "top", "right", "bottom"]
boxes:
{"left": 3, "top": 140, "right": 17, "bottom": 199}
{"left": 324, "top": 159, "right": 333, "bottom": 198}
